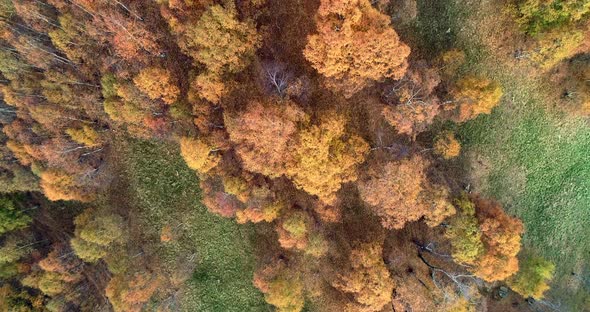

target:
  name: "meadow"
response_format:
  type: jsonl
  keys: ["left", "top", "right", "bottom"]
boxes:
{"left": 413, "top": 0, "right": 590, "bottom": 309}
{"left": 117, "top": 139, "right": 269, "bottom": 311}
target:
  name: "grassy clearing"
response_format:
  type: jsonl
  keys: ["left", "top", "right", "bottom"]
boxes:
{"left": 117, "top": 138, "right": 269, "bottom": 312}
{"left": 413, "top": 0, "right": 590, "bottom": 309}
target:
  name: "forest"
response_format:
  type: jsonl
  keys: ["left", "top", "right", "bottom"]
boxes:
{"left": 0, "top": 0, "right": 588, "bottom": 311}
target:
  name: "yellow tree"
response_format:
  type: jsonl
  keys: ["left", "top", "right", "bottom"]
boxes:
{"left": 70, "top": 208, "right": 125, "bottom": 263}
{"left": 434, "top": 131, "right": 461, "bottom": 159}
{"left": 449, "top": 76, "right": 503, "bottom": 122}
{"left": 40, "top": 169, "right": 94, "bottom": 202}
{"left": 224, "top": 99, "right": 308, "bottom": 178}
{"left": 133, "top": 67, "right": 180, "bottom": 105}
{"left": 445, "top": 195, "right": 485, "bottom": 265}
{"left": 330, "top": 242, "right": 394, "bottom": 312}
{"left": 253, "top": 260, "right": 305, "bottom": 312}
{"left": 179, "top": 137, "right": 221, "bottom": 175}
{"left": 65, "top": 125, "right": 102, "bottom": 148}
{"left": 286, "top": 113, "right": 369, "bottom": 204}
{"left": 170, "top": 2, "right": 260, "bottom": 74}
{"left": 507, "top": 255, "right": 555, "bottom": 299}
{"left": 304, "top": 0, "right": 411, "bottom": 97}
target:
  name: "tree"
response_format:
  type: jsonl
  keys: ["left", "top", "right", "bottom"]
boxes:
{"left": 449, "top": 76, "right": 503, "bottom": 122}
{"left": 65, "top": 126, "right": 101, "bottom": 147}
{"left": 253, "top": 260, "right": 305, "bottom": 312}
{"left": 286, "top": 113, "right": 368, "bottom": 204}
{"left": 434, "top": 131, "right": 461, "bottom": 159}
{"left": 0, "top": 235, "right": 31, "bottom": 265}
{"left": 106, "top": 272, "right": 161, "bottom": 312}
{"left": 530, "top": 29, "right": 585, "bottom": 69}
{"left": 48, "top": 12, "right": 102, "bottom": 70}
{"left": 359, "top": 155, "right": 454, "bottom": 229}
{"left": 445, "top": 195, "right": 485, "bottom": 265}
{"left": 191, "top": 71, "right": 228, "bottom": 104}
{"left": 38, "top": 244, "right": 82, "bottom": 284}
{"left": 276, "top": 210, "right": 310, "bottom": 251}
{"left": 178, "top": 3, "right": 260, "bottom": 74}
{"left": 330, "top": 242, "right": 394, "bottom": 312}
{"left": 446, "top": 195, "right": 524, "bottom": 282}
{"left": 473, "top": 197, "right": 523, "bottom": 282}
{"left": 382, "top": 63, "right": 442, "bottom": 138}
{"left": 508, "top": 0, "right": 590, "bottom": 35}
{"left": 133, "top": 67, "right": 180, "bottom": 105}
{"left": 179, "top": 137, "right": 221, "bottom": 175}
{"left": 71, "top": 208, "right": 125, "bottom": 263}
{"left": 507, "top": 255, "right": 555, "bottom": 300}
{"left": 224, "top": 99, "right": 308, "bottom": 178}
{"left": 23, "top": 271, "right": 67, "bottom": 296}
{"left": 0, "top": 197, "right": 31, "bottom": 235}
{"left": 40, "top": 169, "right": 94, "bottom": 202}
{"left": 304, "top": 0, "right": 411, "bottom": 97}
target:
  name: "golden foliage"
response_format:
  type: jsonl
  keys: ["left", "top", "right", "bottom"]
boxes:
{"left": 434, "top": 131, "right": 461, "bottom": 159}
{"left": 65, "top": 125, "right": 101, "bottom": 147}
{"left": 439, "top": 49, "right": 466, "bottom": 77}
{"left": 530, "top": 29, "right": 585, "bottom": 69}
{"left": 286, "top": 113, "right": 369, "bottom": 204}
{"left": 331, "top": 242, "right": 394, "bottom": 312}
{"left": 304, "top": 0, "right": 410, "bottom": 97}
{"left": 133, "top": 67, "right": 180, "bottom": 105}
{"left": 450, "top": 76, "right": 503, "bottom": 122}
{"left": 253, "top": 261, "right": 305, "bottom": 312}
{"left": 179, "top": 136, "right": 221, "bottom": 174}
{"left": 192, "top": 71, "right": 227, "bottom": 104}
{"left": 473, "top": 197, "right": 523, "bottom": 282}
{"left": 40, "top": 169, "right": 93, "bottom": 202}
{"left": 182, "top": 3, "right": 260, "bottom": 74}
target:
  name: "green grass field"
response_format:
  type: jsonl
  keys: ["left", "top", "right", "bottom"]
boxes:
{"left": 118, "top": 139, "right": 269, "bottom": 312}
{"left": 413, "top": 0, "right": 590, "bottom": 309}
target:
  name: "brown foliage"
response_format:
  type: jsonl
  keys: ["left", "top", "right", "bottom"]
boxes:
{"left": 359, "top": 156, "right": 454, "bottom": 229}
{"left": 382, "top": 63, "right": 443, "bottom": 138}
{"left": 225, "top": 99, "right": 308, "bottom": 178}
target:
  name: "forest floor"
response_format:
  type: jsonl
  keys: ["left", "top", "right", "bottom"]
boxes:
{"left": 114, "top": 139, "right": 269, "bottom": 312}
{"left": 411, "top": 0, "right": 590, "bottom": 310}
